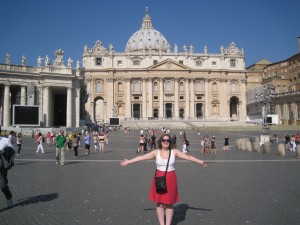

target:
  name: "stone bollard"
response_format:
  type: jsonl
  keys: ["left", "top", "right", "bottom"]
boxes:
{"left": 296, "top": 145, "right": 300, "bottom": 158}
{"left": 253, "top": 141, "right": 260, "bottom": 152}
{"left": 278, "top": 143, "right": 285, "bottom": 156}
{"left": 246, "top": 140, "right": 252, "bottom": 152}
{"left": 236, "top": 139, "right": 240, "bottom": 150}
{"left": 262, "top": 142, "right": 271, "bottom": 154}
{"left": 241, "top": 139, "right": 246, "bottom": 151}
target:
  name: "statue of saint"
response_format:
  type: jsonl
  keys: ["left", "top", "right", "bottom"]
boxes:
{"left": 37, "top": 56, "right": 43, "bottom": 67}
{"left": 6, "top": 53, "right": 10, "bottom": 64}
{"left": 174, "top": 44, "right": 178, "bottom": 53}
{"left": 183, "top": 45, "right": 187, "bottom": 54}
{"left": 45, "top": 55, "right": 50, "bottom": 66}
{"left": 67, "top": 57, "right": 73, "bottom": 68}
{"left": 22, "top": 55, "right": 26, "bottom": 66}
{"left": 76, "top": 60, "right": 80, "bottom": 70}
{"left": 189, "top": 44, "right": 194, "bottom": 55}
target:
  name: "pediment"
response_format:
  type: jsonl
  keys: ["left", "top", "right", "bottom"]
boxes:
{"left": 147, "top": 59, "right": 190, "bottom": 70}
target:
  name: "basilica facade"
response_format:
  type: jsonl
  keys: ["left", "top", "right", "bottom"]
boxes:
{"left": 83, "top": 9, "right": 247, "bottom": 125}
{"left": 0, "top": 9, "right": 247, "bottom": 128}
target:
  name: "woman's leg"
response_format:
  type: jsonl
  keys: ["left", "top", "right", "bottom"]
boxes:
{"left": 156, "top": 203, "right": 165, "bottom": 225}
{"left": 165, "top": 204, "right": 174, "bottom": 225}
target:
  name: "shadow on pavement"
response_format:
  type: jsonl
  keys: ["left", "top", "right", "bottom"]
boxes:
{"left": 0, "top": 193, "right": 59, "bottom": 213}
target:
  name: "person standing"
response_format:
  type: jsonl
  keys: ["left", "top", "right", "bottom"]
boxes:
{"left": 211, "top": 136, "right": 216, "bottom": 154}
{"left": 72, "top": 132, "right": 80, "bottom": 158}
{"left": 0, "top": 135, "right": 15, "bottom": 208}
{"left": 36, "top": 133, "right": 44, "bottom": 154}
{"left": 224, "top": 135, "right": 230, "bottom": 151}
{"left": 98, "top": 132, "right": 105, "bottom": 152}
{"left": 84, "top": 131, "right": 91, "bottom": 155}
{"left": 150, "top": 134, "right": 157, "bottom": 149}
{"left": 56, "top": 130, "right": 66, "bottom": 166}
{"left": 16, "top": 133, "right": 23, "bottom": 156}
{"left": 120, "top": 134, "right": 207, "bottom": 225}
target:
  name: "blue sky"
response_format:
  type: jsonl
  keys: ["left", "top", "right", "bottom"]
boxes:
{"left": 0, "top": 0, "right": 299, "bottom": 67}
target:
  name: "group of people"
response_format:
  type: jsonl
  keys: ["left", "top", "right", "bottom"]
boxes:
{"left": 284, "top": 133, "right": 299, "bottom": 152}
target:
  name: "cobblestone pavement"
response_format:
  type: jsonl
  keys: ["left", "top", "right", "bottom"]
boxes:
{"left": 0, "top": 129, "right": 299, "bottom": 225}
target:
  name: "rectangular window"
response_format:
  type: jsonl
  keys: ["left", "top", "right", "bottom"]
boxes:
{"left": 96, "top": 57, "right": 102, "bottom": 65}
{"left": 117, "top": 60, "right": 122, "bottom": 66}
{"left": 180, "top": 96, "right": 184, "bottom": 100}
{"left": 230, "top": 59, "right": 236, "bottom": 67}
{"left": 212, "top": 61, "right": 216, "bottom": 66}
{"left": 153, "top": 60, "right": 158, "bottom": 65}
{"left": 154, "top": 96, "right": 158, "bottom": 100}
{"left": 134, "top": 96, "right": 139, "bottom": 100}
{"left": 196, "top": 61, "right": 202, "bottom": 66}
{"left": 179, "top": 60, "right": 183, "bottom": 65}
{"left": 133, "top": 60, "right": 140, "bottom": 66}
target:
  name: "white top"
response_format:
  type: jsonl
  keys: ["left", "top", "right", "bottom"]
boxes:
{"left": 0, "top": 137, "right": 14, "bottom": 151}
{"left": 156, "top": 150, "right": 175, "bottom": 172}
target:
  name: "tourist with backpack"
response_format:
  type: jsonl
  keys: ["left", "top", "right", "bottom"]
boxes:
{"left": 0, "top": 134, "right": 15, "bottom": 208}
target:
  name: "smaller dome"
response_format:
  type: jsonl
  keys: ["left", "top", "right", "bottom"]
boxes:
{"left": 125, "top": 8, "right": 169, "bottom": 53}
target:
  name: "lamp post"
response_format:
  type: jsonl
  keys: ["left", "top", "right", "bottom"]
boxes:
{"left": 255, "top": 85, "right": 274, "bottom": 135}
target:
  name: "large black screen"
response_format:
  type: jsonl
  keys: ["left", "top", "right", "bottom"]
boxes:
{"left": 13, "top": 105, "right": 39, "bottom": 126}
{"left": 109, "top": 117, "right": 119, "bottom": 125}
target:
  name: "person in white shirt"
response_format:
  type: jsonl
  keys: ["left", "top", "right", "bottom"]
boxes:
{"left": 0, "top": 135, "right": 15, "bottom": 208}
{"left": 120, "top": 134, "right": 207, "bottom": 225}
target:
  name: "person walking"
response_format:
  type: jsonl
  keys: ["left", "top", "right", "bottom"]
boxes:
{"left": 35, "top": 133, "right": 44, "bottom": 154}
{"left": 98, "top": 132, "right": 105, "bottom": 152}
{"left": 120, "top": 134, "right": 207, "bottom": 225}
{"left": 0, "top": 135, "right": 15, "bottom": 208}
{"left": 211, "top": 136, "right": 216, "bottom": 154}
{"left": 56, "top": 130, "right": 66, "bottom": 166}
{"left": 224, "top": 135, "right": 230, "bottom": 151}
{"left": 16, "top": 133, "right": 23, "bottom": 156}
{"left": 72, "top": 132, "right": 80, "bottom": 158}
{"left": 84, "top": 131, "right": 91, "bottom": 155}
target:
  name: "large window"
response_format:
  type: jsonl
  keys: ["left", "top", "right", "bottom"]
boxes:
{"left": 230, "top": 59, "right": 236, "bottom": 68}
{"left": 179, "top": 82, "right": 184, "bottom": 92}
{"left": 133, "top": 82, "right": 140, "bottom": 92}
{"left": 95, "top": 82, "right": 103, "bottom": 93}
{"left": 95, "top": 57, "right": 102, "bottom": 65}
{"left": 165, "top": 81, "right": 172, "bottom": 92}
{"left": 153, "top": 82, "right": 158, "bottom": 92}
{"left": 196, "top": 82, "right": 202, "bottom": 92}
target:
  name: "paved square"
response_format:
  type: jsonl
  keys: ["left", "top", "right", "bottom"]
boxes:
{"left": 0, "top": 129, "right": 299, "bottom": 225}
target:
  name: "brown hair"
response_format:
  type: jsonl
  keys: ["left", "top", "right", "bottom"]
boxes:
{"left": 157, "top": 134, "right": 174, "bottom": 150}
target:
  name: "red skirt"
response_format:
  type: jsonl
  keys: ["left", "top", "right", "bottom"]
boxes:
{"left": 149, "top": 170, "right": 179, "bottom": 204}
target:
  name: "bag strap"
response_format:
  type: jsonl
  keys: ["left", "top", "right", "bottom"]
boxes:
{"left": 156, "top": 150, "right": 171, "bottom": 177}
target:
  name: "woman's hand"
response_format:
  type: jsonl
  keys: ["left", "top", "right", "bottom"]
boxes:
{"left": 120, "top": 159, "right": 129, "bottom": 166}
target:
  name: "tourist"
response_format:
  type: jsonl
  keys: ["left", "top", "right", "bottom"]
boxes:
{"left": 120, "top": 134, "right": 207, "bottom": 225}
{"left": 56, "top": 130, "right": 66, "bottom": 165}
{"left": 16, "top": 133, "right": 23, "bottom": 156}
{"left": 36, "top": 133, "right": 44, "bottom": 154}
{"left": 224, "top": 135, "right": 230, "bottom": 151}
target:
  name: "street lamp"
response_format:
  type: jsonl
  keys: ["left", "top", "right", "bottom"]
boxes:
{"left": 255, "top": 86, "right": 274, "bottom": 135}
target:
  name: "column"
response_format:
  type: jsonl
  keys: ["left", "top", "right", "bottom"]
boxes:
{"left": 125, "top": 79, "right": 131, "bottom": 118}
{"left": 142, "top": 78, "right": 147, "bottom": 120}
{"left": 205, "top": 79, "right": 209, "bottom": 118}
{"left": 190, "top": 79, "right": 195, "bottom": 119}
{"left": 3, "top": 85, "right": 10, "bottom": 127}
{"left": 159, "top": 78, "right": 164, "bottom": 119}
{"left": 21, "top": 86, "right": 26, "bottom": 105}
{"left": 66, "top": 87, "right": 72, "bottom": 127}
{"left": 37, "top": 87, "right": 43, "bottom": 126}
{"left": 185, "top": 79, "right": 189, "bottom": 119}
{"left": 107, "top": 78, "right": 114, "bottom": 118}
{"left": 174, "top": 78, "right": 179, "bottom": 119}
{"left": 43, "top": 87, "right": 49, "bottom": 127}
{"left": 148, "top": 78, "right": 153, "bottom": 118}
{"left": 76, "top": 88, "right": 81, "bottom": 127}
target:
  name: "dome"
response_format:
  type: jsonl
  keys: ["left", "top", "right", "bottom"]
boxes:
{"left": 125, "top": 8, "right": 169, "bottom": 53}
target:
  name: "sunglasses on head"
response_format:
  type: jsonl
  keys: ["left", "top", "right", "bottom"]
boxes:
{"left": 161, "top": 138, "right": 170, "bottom": 143}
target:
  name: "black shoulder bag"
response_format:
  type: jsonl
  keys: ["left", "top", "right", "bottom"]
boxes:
{"left": 155, "top": 150, "right": 171, "bottom": 194}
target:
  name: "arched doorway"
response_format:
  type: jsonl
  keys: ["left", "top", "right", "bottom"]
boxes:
{"left": 95, "top": 97, "right": 105, "bottom": 123}
{"left": 230, "top": 96, "right": 239, "bottom": 119}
